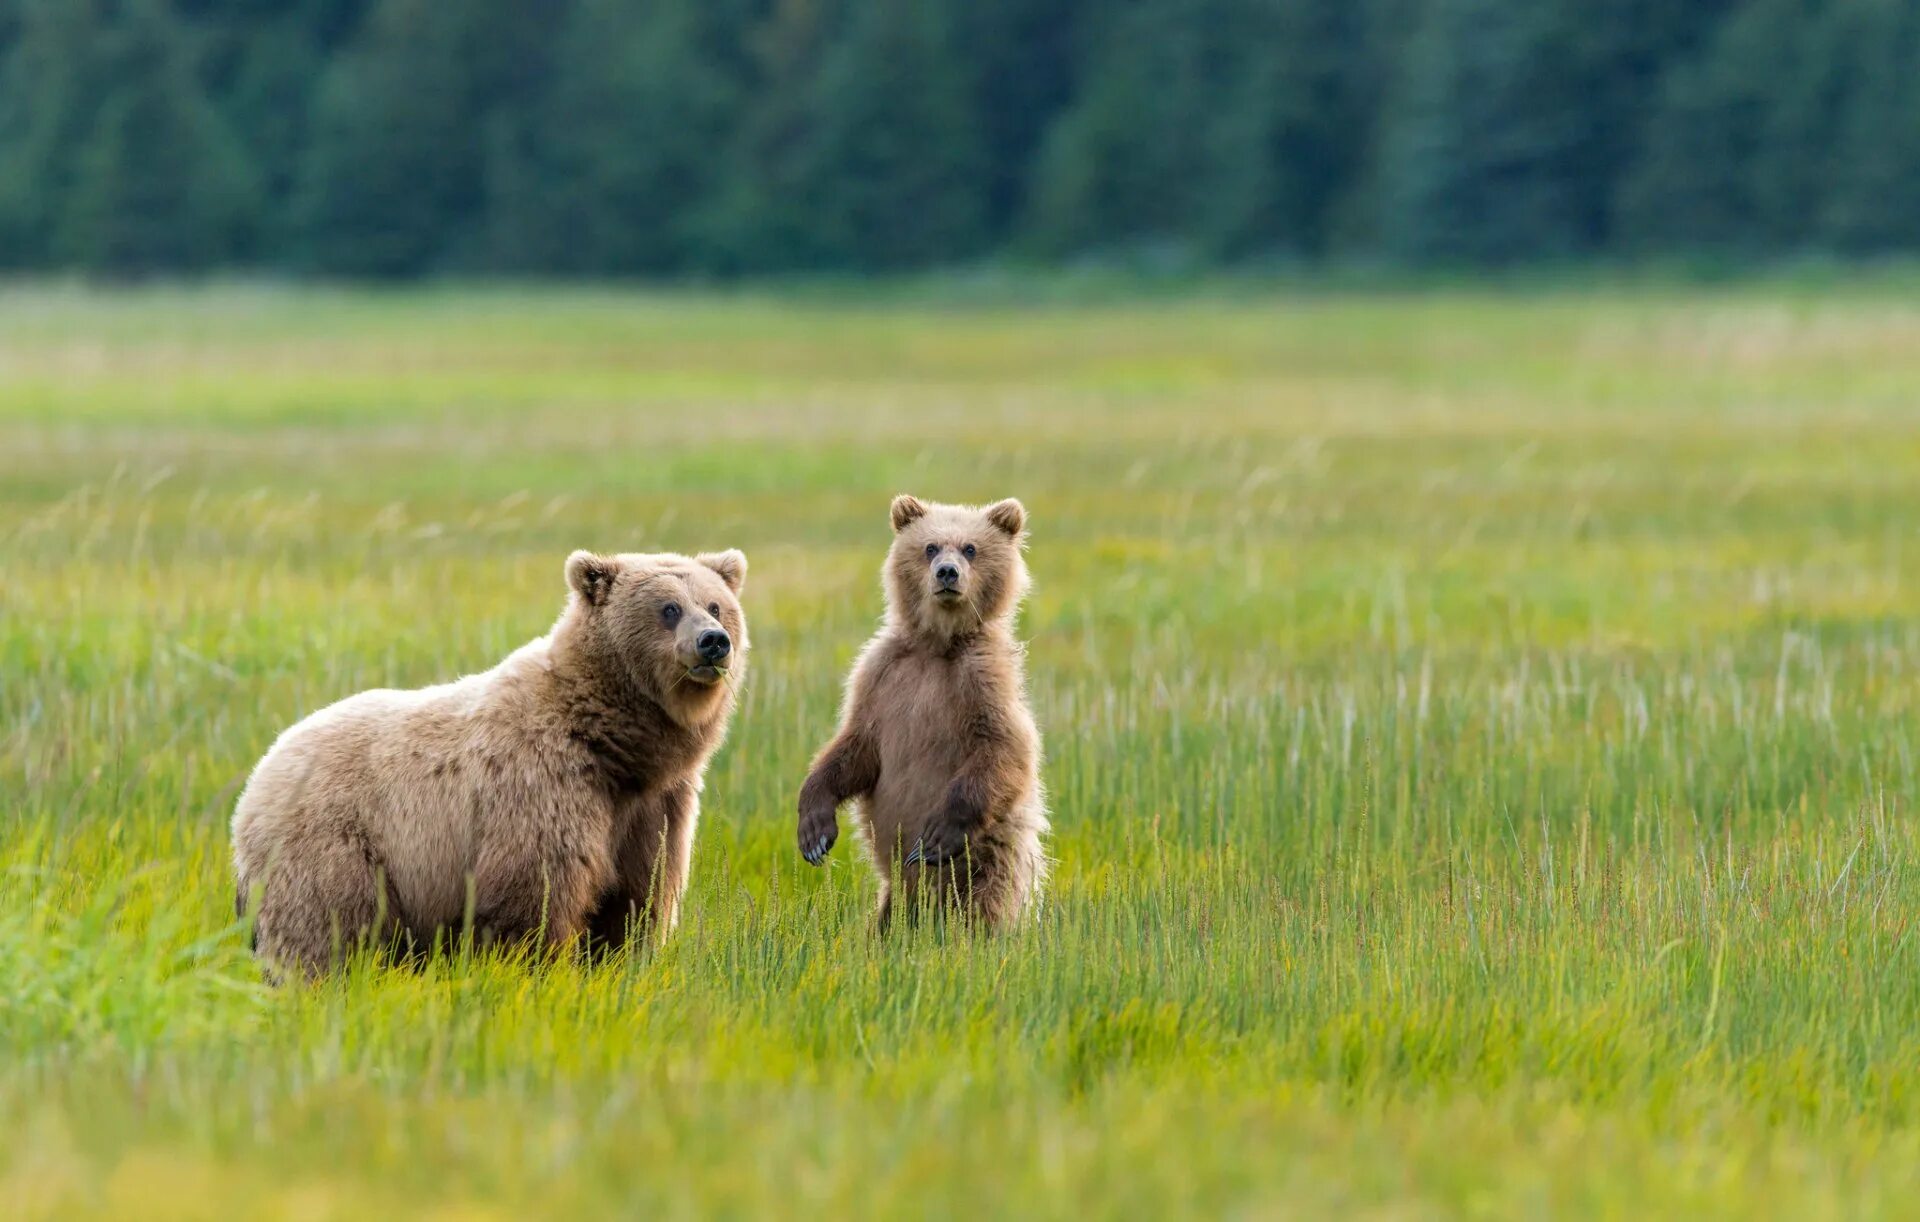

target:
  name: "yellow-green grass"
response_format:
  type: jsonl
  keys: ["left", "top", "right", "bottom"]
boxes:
{"left": 3, "top": 282, "right": 1919, "bottom": 1218}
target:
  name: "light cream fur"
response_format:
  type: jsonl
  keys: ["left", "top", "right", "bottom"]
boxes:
{"left": 232, "top": 548, "right": 748, "bottom": 977}
{"left": 798, "top": 496, "right": 1048, "bottom": 928}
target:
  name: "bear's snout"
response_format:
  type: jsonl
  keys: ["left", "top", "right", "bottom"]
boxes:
{"left": 696, "top": 628, "right": 731, "bottom": 663}
{"left": 930, "top": 553, "right": 969, "bottom": 605}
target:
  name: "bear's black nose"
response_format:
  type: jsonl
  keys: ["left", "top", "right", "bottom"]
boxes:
{"left": 935, "top": 563, "right": 960, "bottom": 586}
{"left": 697, "top": 629, "right": 731, "bottom": 661}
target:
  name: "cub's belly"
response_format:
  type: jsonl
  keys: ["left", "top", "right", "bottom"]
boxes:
{"left": 858, "top": 740, "right": 961, "bottom": 860}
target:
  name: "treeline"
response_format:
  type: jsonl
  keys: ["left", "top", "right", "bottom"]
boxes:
{"left": 2, "top": 0, "right": 1919, "bottom": 277}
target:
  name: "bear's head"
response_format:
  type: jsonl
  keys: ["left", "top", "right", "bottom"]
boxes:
{"left": 884, "top": 495, "right": 1029, "bottom": 646}
{"left": 562, "top": 548, "right": 749, "bottom": 725}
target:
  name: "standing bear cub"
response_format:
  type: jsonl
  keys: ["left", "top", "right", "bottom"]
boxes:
{"left": 798, "top": 495, "right": 1048, "bottom": 928}
{"left": 232, "top": 548, "right": 748, "bottom": 977}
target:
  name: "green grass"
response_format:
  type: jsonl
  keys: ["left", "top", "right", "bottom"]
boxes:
{"left": 4, "top": 281, "right": 1919, "bottom": 1218}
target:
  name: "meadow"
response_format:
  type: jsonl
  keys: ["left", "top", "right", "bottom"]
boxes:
{"left": 2, "top": 280, "right": 1918, "bottom": 1217}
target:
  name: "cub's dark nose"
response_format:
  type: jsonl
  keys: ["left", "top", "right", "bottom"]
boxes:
{"left": 935, "top": 563, "right": 960, "bottom": 586}
{"left": 697, "top": 629, "right": 731, "bottom": 662}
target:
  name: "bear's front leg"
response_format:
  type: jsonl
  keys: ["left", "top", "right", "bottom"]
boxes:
{"left": 797, "top": 728, "right": 879, "bottom": 865}
{"left": 905, "top": 772, "right": 989, "bottom": 869}
{"left": 469, "top": 803, "right": 611, "bottom": 953}
{"left": 909, "top": 708, "right": 1032, "bottom": 871}
{"left": 586, "top": 779, "right": 700, "bottom": 953}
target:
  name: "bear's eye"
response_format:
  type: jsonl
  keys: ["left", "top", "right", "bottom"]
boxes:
{"left": 925, "top": 543, "right": 939, "bottom": 560}
{"left": 662, "top": 603, "right": 682, "bottom": 626}
{"left": 707, "top": 603, "right": 720, "bottom": 617}
{"left": 962, "top": 544, "right": 976, "bottom": 560}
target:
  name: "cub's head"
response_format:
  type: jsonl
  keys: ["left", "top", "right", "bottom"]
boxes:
{"left": 884, "top": 495, "right": 1029, "bottom": 643}
{"left": 563, "top": 547, "right": 748, "bottom": 723}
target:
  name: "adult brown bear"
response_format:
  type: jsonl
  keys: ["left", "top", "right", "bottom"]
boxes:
{"left": 232, "top": 548, "right": 748, "bottom": 977}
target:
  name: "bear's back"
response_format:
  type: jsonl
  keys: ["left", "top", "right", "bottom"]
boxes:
{"left": 230, "top": 658, "right": 537, "bottom": 926}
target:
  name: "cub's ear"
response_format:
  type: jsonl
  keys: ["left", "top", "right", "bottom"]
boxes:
{"left": 890, "top": 494, "right": 928, "bottom": 533}
{"left": 565, "top": 550, "right": 618, "bottom": 606}
{"left": 984, "top": 498, "right": 1026, "bottom": 538}
{"left": 697, "top": 548, "right": 748, "bottom": 593}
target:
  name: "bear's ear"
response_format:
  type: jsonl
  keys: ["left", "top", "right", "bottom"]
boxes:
{"left": 984, "top": 498, "right": 1026, "bottom": 538}
{"left": 565, "top": 550, "right": 618, "bottom": 606}
{"left": 890, "top": 494, "right": 928, "bottom": 533}
{"left": 696, "top": 548, "right": 747, "bottom": 593}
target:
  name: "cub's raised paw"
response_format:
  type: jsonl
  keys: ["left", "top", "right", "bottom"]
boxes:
{"left": 799, "top": 809, "right": 838, "bottom": 865}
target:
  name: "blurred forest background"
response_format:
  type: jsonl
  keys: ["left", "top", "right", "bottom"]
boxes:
{"left": 3, "top": 0, "right": 1919, "bottom": 278}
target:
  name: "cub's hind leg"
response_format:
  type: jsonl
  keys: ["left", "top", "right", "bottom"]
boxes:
{"left": 964, "top": 836, "right": 1044, "bottom": 930}
{"left": 903, "top": 826, "right": 1046, "bottom": 932}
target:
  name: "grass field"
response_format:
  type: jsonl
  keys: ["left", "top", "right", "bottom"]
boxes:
{"left": 3, "top": 281, "right": 1919, "bottom": 1218}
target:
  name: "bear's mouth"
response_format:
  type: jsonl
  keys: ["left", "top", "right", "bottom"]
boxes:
{"left": 686, "top": 664, "right": 727, "bottom": 685}
{"left": 933, "top": 588, "right": 965, "bottom": 605}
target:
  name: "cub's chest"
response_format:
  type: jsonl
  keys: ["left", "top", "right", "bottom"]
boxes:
{"left": 872, "top": 653, "right": 972, "bottom": 765}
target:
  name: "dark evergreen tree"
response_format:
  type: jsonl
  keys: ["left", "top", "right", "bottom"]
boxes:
{"left": 1022, "top": 0, "right": 1376, "bottom": 261}
{"left": 294, "top": 0, "right": 556, "bottom": 275}
{"left": 188, "top": 0, "right": 370, "bottom": 252}
{"left": 1620, "top": 0, "right": 1852, "bottom": 254}
{"left": 1820, "top": 0, "right": 1920, "bottom": 252}
{"left": 1201, "top": 0, "right": 1377, "bottom": 258}
{"left": 953, "top": 0, "right": 1084, "bottom": 236}
{"left": 1378, "top": 0, "right": 1624, "bottom": 261}
{"left": 1023, "top": 0, "right": 1222, "bottom": 258}
{"left": 1615, "top": 35, "right": 1760, "bottom": 251}
{"left": 684, "top": 0, "right": 837, "bottom": 272}
{"left": 0, "top": 0, "right": 110, "bottom": 266}
{"left": 1748, "top": 0, "right": 1855, "bottom": 248}
{"left": 57, "top": 0, "right": 260, "bottom": 272}
{"left": 0, "top": 0, "right": 1918, "bottom": 275}
{"left": 787, "top": 0, "right": 989, "bottom": 269}
{"left": 486, "top": 0, "right": 755, "bottom": 274}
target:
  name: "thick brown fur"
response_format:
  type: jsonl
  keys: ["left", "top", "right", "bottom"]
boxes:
{"left": 797, "top": 495, "right": 1048, "bottom": 929}
{"left": 231, "top": 548, "right": 749, "bottom": 978}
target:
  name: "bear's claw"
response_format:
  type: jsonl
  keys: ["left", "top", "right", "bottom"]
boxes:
{"left": 800, "top": 830, "right": 835, "bottom": 865}
{"left": 906, "top": 832, "right": 965, "bottom": 869}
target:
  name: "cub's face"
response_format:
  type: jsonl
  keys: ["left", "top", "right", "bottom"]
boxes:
{"left": 885, "top": 495, "right": 1028, "bottom": 638}
{"left": 566, "top": 548, "right": 748, "bottom": 720}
